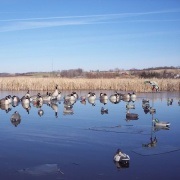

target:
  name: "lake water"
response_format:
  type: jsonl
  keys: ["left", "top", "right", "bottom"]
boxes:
{"left": 0, "top": 90, "right": 180, "bottom": 180}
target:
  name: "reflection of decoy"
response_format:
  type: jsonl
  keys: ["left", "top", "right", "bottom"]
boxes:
{"left": 113, "top": 149, "right": 130, "bottom": 168}
{"left": 178, "top": 99, "right": 180, "bottom": 106}
{"left": 50, "top": 102, "right": 58, "bottom": 118}
{"left": 80, "top": 96, "right": 86, "bottom": 105}
{"left": 101, "top": 107, "right": 108, "bottom": 115}
{"left": 154, "top": 126, "right": 170, "bottom": 132}
{"left": 142, "top": 100, "right": 150, "bottom": 114}
{"left": 167, "top": 98, "right": 173, "bottom": 106}
{"left": 63, "top": 105, "right": 74, "bottom": 115}
{"left": 126, "top": 113, "right": 139, "bottom": 120}
{"left": 142, "top": 99, "right": 149, "bottom": 104}
{"left": 38, "top": 109, "right": 44, "bottom": 117}
{"left": 142, "top": 136, "right": 158, "bottom": 148}
{"left": 109, "top": 92, "right": 120, "bottom": 104}
{"left": 0, "top": 103, "right": 12, "bottom": 113}
{"left": 153, "top": 118, "right": 170, "bottom": 128}
{"left": 149, "top": 107, "right": 156, "bottom": 114}
{"left": 126, "top": 103, "right": 135, "bottom": 109}
{"left": 126, "top": 109, "right": 138, "bottom": 120}
{"left": 10, "top": 111, "right": 21, "bottom": 127}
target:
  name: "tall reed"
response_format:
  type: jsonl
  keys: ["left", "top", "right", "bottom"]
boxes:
{"left": 0, "top": 77, "right": 179, "bottom": 92}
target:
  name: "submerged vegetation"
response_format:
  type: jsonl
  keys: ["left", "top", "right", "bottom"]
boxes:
{"left": 0, "top": 77, "right": 179, "bottom": 92}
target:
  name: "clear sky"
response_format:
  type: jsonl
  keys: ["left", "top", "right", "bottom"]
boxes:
{"left": 0, "top": 0, "right": 180, "bottom": 73}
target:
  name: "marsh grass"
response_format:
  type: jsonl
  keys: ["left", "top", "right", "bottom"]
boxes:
{"left": 0, "top": 77, "right": 179, "bottom": 92}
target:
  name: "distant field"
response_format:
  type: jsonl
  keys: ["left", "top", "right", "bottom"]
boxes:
{"left": 0, "top": 77, "right": 179, "bottom": 92}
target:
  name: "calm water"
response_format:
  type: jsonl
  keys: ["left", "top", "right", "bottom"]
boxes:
{"left": 0, "top": 90, "right": 180, "bottom": 180}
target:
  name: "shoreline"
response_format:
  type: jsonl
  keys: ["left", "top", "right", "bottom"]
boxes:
{"left": 0, "top": 77, "right": 179, "bottom": 92}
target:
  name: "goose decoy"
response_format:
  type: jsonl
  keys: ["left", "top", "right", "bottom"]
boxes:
{"left": 100, "top": 93, "right": 108, "bottom": 105}
{"left": 51, "top": 84, "right": 59, "bottom": 99}
{"left": 109, "top": 92, "right": 120, "bottom": 104}
{"left": 130, "top": 92, "right": 136, "bottom": 102}
{"left": 0, "top": 96, "right": 9, "bottom": 105}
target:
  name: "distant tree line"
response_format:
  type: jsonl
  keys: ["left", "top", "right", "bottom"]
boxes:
{"left": 0, "top": 66, "right": 179, "bottom": 79}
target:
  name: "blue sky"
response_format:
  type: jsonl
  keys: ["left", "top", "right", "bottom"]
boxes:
{"left": 0, "top": 0, "right": 180, "bottom": 73}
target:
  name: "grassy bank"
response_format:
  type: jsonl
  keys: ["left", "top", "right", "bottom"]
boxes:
{"left": 0, "top": 77, "right": 179, "bottom": 92}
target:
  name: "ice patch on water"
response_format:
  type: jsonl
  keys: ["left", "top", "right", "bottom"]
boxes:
{"left": 88, "top": 125, "right": 151, "bottom": 135}
{"left": 132, "top": 145, "right": 180, "bottom": 156}
{"left": 18, "top": 163, "right": 59, "bottom": 176}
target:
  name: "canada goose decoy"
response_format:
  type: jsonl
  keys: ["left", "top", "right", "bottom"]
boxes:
{"left": 120, "top": 93, "right": 131, "bottom": 102}
{"left": 42, "top": 92, "right": 52, "bottom": 103}
{"left": 87, "top": 92, "right": 96, "bottom": 106}
{"left": 7, "top": 95, "right": 12, "bottom": 104}
{"left": 87, "top": 92, "right": 96, "bottom": 101}
{"left": 130, "top": 92, "right": 136, "bottom": 102}
{"left": 109, "top": 92, "right": 120, "bottom": 104}
{"left": 10, "top": 111, "right": 21, "bottom": 127}
{"left": 100, "top": 93, "right": 108, "bottom": 105}
{"left": 12, "top": 95, "right": 20, "bottom": 103}
{"left": 51, "top": 84, "right": 59, "bottom": 99}
{"left": 100, "top": 93, "right": 108, "bottom": 100}
{"left": 0, "top": 96, "right": 9, "bottom": 105}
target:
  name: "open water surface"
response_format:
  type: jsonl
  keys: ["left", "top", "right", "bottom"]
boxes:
{"left": 0, "top": 90, "right": 180, "bottom": 180}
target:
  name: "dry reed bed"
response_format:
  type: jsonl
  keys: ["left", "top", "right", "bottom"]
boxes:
{"left": 0, "top": 77, "right": 179, "bottom": 92}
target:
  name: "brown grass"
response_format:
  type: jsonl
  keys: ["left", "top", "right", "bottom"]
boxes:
{"left": 0, "top": 77, "right": 179, "bottom": 92}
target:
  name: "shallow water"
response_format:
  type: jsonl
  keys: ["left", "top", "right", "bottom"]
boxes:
{"left": 0, "top": 90, "right": 180, "bottom": 180}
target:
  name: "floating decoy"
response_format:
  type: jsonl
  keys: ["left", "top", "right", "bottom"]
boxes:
{"left": 0, "top": 96, "right": 9, "bottom": 105}
{"left": 114, "top": 149, "right": 130, "bottom": 167}
{"left": 51, "top": 84, "right": 59, "bottom": 99}
{"left": 109, "top": 92, "right": 120, "bottom": 104}
{"left": 153, "top": 118, "right": 170, "bottom": 127}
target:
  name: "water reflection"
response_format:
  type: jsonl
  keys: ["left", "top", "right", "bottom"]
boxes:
{"left": 0, "top": 90, "right": 180, "bottom": 179}
{"left": 10, "top": 111, "right": 21, "bottom": 127}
